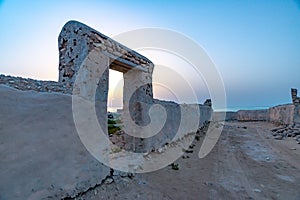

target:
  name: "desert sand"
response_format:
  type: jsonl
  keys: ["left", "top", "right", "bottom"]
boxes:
{"left": 0, "top": 84, "right": 299, "bottom": 199}
{"left": 77, "top": 121, "right": 300, "bottom": 200}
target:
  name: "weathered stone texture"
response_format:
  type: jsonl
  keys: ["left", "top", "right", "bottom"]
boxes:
{"left": 231, "top": 89, "right": 300, "bottom": 126}
{"left": 58, "top": 20, "right": 154, "bottom": 95}
{"left": 120, "top": 100, "right": 212, "bottom": 153}
{"left": 294, "top": 105, "right": 300, "bottom": 126}
{"left": 213, "top": 111, "right": 238, "bottom": 121}
{"left": 237, "top": 109, "right": 269, "bottom": 121}
{"left": 57, "top": 20, "right": 212, "bottom": 153}
{"left": 268, "top": 104, "right": 295, "bottom": 125}
{"left": 292, "top": 89, "right": 300, "bottom": 126}
{"left": 291, "top": 88, "right": 300, "bottom": 105}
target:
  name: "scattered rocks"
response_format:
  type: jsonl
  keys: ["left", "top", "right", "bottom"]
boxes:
{"left": 253, "top": 188, "right": 262, "bottom": 193}
{"left": 270, "top": 125, "right": 300, "bottom": 143}
{"left": 237, "top": 126, "right": 247, "bottom": 129}
{"left": 295, "top": 135, "right": 300, "bottom": 144}
{"left": 113, "top": 170, "right": 129, "bottom": 178}
{"left": 104, "top": 178, "right": 114, "bottom": 184}
{"left": 183, "top": 149, "right": 194, "bottom": 154}
{"left": 274, "top": 135, "right": 283, "bottom": 140}
{"left": 170, "top": 163, "right": 179, "bottom": 170}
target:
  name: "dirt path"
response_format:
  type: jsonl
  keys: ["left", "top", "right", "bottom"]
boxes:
{"left": 211, "top": 122, "right": 300, "bottom": 200}
{"left": 78, "top": 122, "right": 300, "bottom": 200}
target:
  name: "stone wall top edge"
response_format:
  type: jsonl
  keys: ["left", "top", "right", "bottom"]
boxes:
{"left": 61, "top": 20, "right": 153, "bottom": 65}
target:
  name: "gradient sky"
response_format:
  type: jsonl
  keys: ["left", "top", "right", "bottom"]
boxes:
{"left": 1, "top": 0, "right": 300, "bottom": 110}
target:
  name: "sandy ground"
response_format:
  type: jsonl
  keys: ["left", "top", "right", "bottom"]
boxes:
{"left": 76, "top": 121, "right": 300, "bottom": 200}
{"left": 0, "top": 85, "right": 110, "bottom": 200}
{"left": 1, "top": 85, "right": 299, "bottom": 199}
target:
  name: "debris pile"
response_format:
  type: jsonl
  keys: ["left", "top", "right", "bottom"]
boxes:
{"left": 271, "top": 125, "right": 300, "bottom": 144}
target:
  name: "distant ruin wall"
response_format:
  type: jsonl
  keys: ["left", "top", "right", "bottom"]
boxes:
{"left": 198, "top": 104, "right": 213, "bottom": 125}
{"left": 213, "top": 111, "right": 237, "bottom": 121}
{"left": 268, "top": 104, "right": 295, "bottom": 125}
{"left": 291, "top": 88, "right": 300, "bottom": 126}
{"left": 234, "top": 104, "right": 296, "bottom": 125}
{"left": 231, "top": 89, "right": 300, "bottom": 125}
{"left": 237, "top": 109, "right": 269, "bottom": 121}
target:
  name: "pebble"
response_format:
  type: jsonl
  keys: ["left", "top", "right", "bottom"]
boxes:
{"left": 253, "top": 189, "right": 262, "bottom": 193}
{"left": 104, "top": 177, "right": 113, "bottom": 184}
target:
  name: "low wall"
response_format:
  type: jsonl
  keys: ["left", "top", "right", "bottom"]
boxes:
{"left": 269, "top": 104, "right": 295, "bottom": 125}
{"left": 237, "top": 109, "right": 269, "bottom": 121}
{"left": 213, "top": 111, "right": 237, "bottom": 121}
{"left": 234, "top": 104, "right": 297, "bottom": 126}
{"left": 123, "top": 100, "right": 213, "bottom": 152}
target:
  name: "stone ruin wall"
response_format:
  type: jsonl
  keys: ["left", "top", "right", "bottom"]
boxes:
{"left": 237, "top": 109, "right": 269, "bottom": 121}
{"left": 58, "top": 21, "right": 155, "bottom": 151}
{"left": 233, "top": 88, "right": 300, "bottom": 126}
{"left": 58, "top": 20, "right": 212, "bottom": 152}
{"left": 268, "top": 104, "right": 294, "bottom": 125}
{"left": 291, "top": 88, "right": 300, "bottom": 126}
{"left": 213, "top": 111, "right": 237, "bottom": 122}
{"left": 268, "top": 88, "right": 300, "bottom": 126}
{"left": 58, "top": 20, "right": 153, "bottom": 89}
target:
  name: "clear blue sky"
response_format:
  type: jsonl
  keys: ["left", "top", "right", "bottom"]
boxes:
{"left": 0, "top": 0, "right": 300, "bottom": 110}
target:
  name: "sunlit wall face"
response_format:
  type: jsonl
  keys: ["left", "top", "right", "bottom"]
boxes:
{"left": 1, "top": 0, "right": 300, "bottom": 110}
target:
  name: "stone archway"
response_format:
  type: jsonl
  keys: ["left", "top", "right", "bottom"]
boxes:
{"left": 58, "top": 20, "right": 213, "bottom": 152}
{"left": 58, "top": 20, "right": 155, "bottom": 138}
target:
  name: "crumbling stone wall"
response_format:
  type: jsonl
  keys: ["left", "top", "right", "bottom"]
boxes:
{"left": 291, "top": 88, "right": 300, "bottom": 126}
{"left": 122, "top": 100, "right": 212, "bottom": 152}
{"left": 237, "top": 109, "right": 269, "bottom": 121}
{"left": 58, "top": 20, "right": 153, "bottom": 88}
{"left": 58, "top": 20, "right": 212, "bottom": 152}
{"left": 291, "top": 88, "right": 300, "bottom": 105}
{"left": 268, "top": 104, "right": 294, "bottom": 125}
{"left": 58, "top": 21, "right": 154, "bottom": 145}
{"left": 235, "top": 88, "right": 300, "bottom": 126}
{"left": 213, "top": 111, "right": 237, "bottom": 121}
